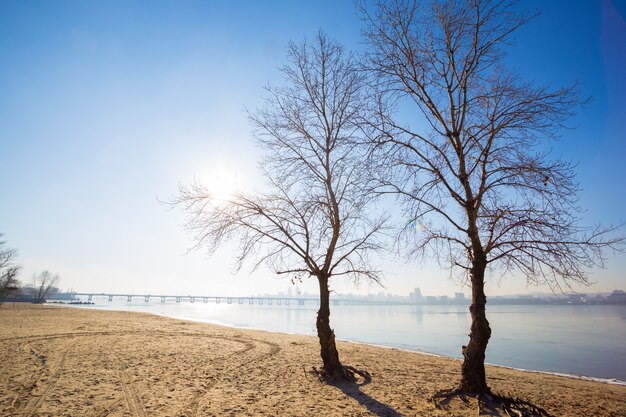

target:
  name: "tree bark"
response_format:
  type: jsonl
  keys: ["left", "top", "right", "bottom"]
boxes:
{"left": 458, "top": 257, "right": 491, "bottom": 394}
{"left": 316, "top": 274, "right": 343, "bottom": 379}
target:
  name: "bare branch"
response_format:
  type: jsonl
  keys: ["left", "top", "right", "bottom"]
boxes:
{"left": 361, "top": 0, "right": 622, "bottom": 289}
{"left": 361, "top": 0, "right": 624, "bottom": 398}
{"left": 171, "top": 32, "right": 387, "bottom": 285}
{"left": 0, "top": 235, "right": 22, "bottom": 305}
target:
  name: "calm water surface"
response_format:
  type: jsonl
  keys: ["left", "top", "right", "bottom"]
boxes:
{"left": 71, "top": 298, "right": 626, "bottom": 382}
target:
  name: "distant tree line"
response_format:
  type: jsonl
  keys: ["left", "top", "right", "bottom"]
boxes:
{"left": 0, "top": 236, "right": 61, "bottom": 305}
{"left": 0, "top": 235, "right": 20, "bottom": 306}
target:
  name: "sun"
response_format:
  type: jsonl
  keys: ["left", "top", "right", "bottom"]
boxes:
{"left": 197, "top": 167, "right": 239, "bottom": 203}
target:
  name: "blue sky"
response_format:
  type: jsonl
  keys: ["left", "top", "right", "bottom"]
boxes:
{"left": 0, "top": 0, "right": 624, "bottom": 297}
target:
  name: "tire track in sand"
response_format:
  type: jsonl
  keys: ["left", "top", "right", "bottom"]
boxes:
{"left": 21, "top": 343, "right": 72, "bottom": 417}
{"left": 5, "top": 331, "right": 185, "bottom": 415}
{"left": 104, "top": 342, "right": 146, "bottom": 417}
{"left": 4, "top": 329, "right": 236, "bottom": 343}
{"left": 7, "top": 331, "right": 279, "bottom": 417}
{"left": 189, "top": 336, "right": 282, "bottom": 417}
{"left": 184, "top": 336, "right": 257, "bottom": 415}
{"left": 115, "top": 358, "right": 146, "bottom": 417}
{"left": 8, "top": 344, "right": 48, "bottom": 412}
{"left": 107, "top": 333, "right": 256, "bottom": 417}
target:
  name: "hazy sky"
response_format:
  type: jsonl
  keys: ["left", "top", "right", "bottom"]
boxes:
{"left": 1, "top": 0, "right": 625, "bottom": 298}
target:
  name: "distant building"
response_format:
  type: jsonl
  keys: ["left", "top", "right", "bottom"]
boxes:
{"left": 414, "top": 287, "right": 423, "bottom": 304}
{"left": 566, "top": 293, "right": 587, "bottom": 304}
{"left": 591, "top": 294, "right": 606, "bottom": 304}
{"left": 454, "top": 292, "right": 466, "bottom": 304}
{"left": 607, "top": 290, "right": 626, "bottom": 304}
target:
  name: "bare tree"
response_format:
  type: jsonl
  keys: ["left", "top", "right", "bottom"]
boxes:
{"left": 32, "top": 271, "right": 60, "bottom": 303}
{"left": 0, "top": 236, "right": 21, "bottom": 306}
{"left": 174, "top": 33, "right": 386, "bottom": 382}
{"left": 360, "top": 0, "right": 622, "bottom": 410}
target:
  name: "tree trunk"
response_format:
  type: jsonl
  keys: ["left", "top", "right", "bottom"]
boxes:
{"left": 458, "top": 257, "right": 491, "bottom": 394}
{"left": 316, "top": 274, "right": 343, "bottom": 379}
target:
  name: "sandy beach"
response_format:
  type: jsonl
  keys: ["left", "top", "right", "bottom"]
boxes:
{"left": 1, "top": 305, "right": 624, "bottom": 416}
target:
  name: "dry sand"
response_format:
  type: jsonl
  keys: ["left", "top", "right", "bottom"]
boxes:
{"left": 1, "top": 304, "right": 624, "bottom": 417}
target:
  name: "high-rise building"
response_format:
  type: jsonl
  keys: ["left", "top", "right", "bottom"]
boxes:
{"left": 414, "top": 287, "right": 423, "bottom": 303}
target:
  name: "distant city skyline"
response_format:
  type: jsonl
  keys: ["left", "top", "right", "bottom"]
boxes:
{"left": 1, "top": 1, "right": 625, "bottom": 297}
{"left": 54, "top": 284, "right": 626, "bottom": 302}
{"left": 38, "top": 286, "right": 626, "bottom": 307}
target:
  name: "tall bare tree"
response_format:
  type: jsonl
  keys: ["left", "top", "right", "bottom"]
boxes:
{"left": 361, "top": 0, "right": 622, "bottom": 408}
{"left": 0, "top": 236, "right": 21, "bottom": 306}
{"left": 32, "top": 270, "right": 60, "bottom": 303}
{"left": 175, "top": 32, "right": 386, "bottom": 382}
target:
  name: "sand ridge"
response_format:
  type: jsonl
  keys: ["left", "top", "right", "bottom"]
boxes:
{"left": 1, "top": 305, "right": 625, "bottom": 416}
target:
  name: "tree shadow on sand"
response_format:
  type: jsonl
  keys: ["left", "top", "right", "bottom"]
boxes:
{"left": 432, "top": 391, "right": 553, "bottom": 417}
{"left": 332, "top": 377, "right": 402, "bottom": 417}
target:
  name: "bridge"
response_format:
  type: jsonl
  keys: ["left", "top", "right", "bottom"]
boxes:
{"left": 72, "top": 293, "right": 411, "bottom": 306}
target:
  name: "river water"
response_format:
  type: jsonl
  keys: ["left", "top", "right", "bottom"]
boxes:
{"left": 69, "top": 298, "right": 626, "bottom": 383}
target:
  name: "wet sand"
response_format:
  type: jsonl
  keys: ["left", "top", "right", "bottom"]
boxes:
{"left": 1, "top": 304, "right": 624, "bottom": 416}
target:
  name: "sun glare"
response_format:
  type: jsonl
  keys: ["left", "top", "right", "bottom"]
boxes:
{"left": 198, "top": 169, "right": 239, "bottom": 203}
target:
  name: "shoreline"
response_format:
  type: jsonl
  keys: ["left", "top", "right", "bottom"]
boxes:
{"left": 336, "top": 338, "right": 626, "bottom": 387}
{"left": 2, "top": 304, "right": 625, "bottom": 416}
{"left": 66, "top": 302, "right": 626, "bottom": 386}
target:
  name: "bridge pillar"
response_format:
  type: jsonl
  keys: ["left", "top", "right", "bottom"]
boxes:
{"left": 203, "top": 297, "right": 208, "bottom": 303}
{"left": 144, "top": 296, "right": 150, "bottom": 302}
{"left": 161, "top": 297, "right": 166, "bottom": 303}
{"left": 108, "top": 295, "right": 113, "bottom": 302}
{"left": 190, "top": 297, "right": 194, "bottom": 303}
{"left": 176, "top": 297, "right": 181, "bottom": 303}
{"left": 286, "top": 299, "right": 290, "bottom": 305}
{"left": 298, "top": 299, "right": 304, "bottom": 306}
{"left": 88, "top": 294, "right": 93, "bottom": 302}
{"left": 227, "top": 298, "right": 232, "bottom": 304}
{"left": 127, "top": 296, "right": 132, "bottom": 302}
{"left": 268, "top": 299, "right": 273, "bottom": 305}
{"left": 259, "top": 299, "right": 263, "bottom": 305}
{"left": 248, "top": 298, "right": 253, "bottom": 304}
{"left": 277, "top": 299, "right": 281, "bottom": 305}
{"left": 216, "top": 297, "right": 220, "bottom": 303}
{"left": 238, "top": 298, "right": 243, "bottom": 304}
